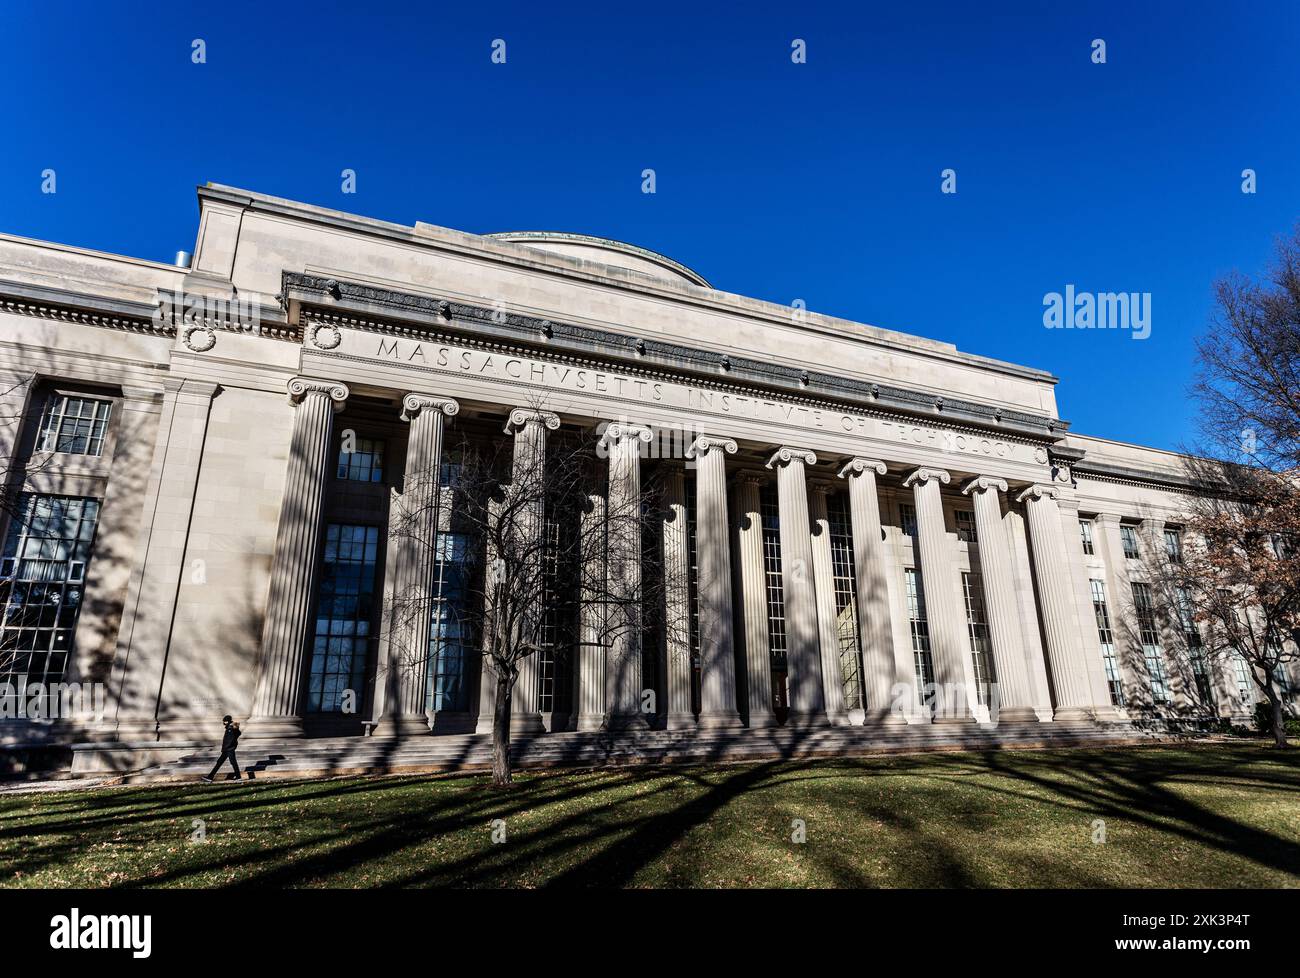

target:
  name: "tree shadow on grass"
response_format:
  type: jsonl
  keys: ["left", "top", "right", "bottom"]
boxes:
{"left": 5, "top": 745, "right": 1300, "bottom": 888}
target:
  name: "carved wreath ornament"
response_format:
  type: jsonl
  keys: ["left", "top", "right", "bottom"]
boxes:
{"left": 182, "top": 325, "right": 216, "bottom": 352}
{"left": 308, "top": 323, "right": 342, "bottom": 350}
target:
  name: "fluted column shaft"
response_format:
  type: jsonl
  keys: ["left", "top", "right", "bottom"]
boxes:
{"left": 905, "top": 467, "right": 975, "bottom": 721}
{"left": 837, "top": 459, "right": 903, "bottom": 724}
{"left": 691, "top": 436, "right": 743, "bottom": 727}
{"left": 251, "top": 377, "right": 349, "bottom": 736}
{"left": 661, "top": 467, "right": 694, "bottom": 728}
{"left": 1019, "top": 484, "right": 1093, "bottom": 718}
{"left": 505, "top": 408, "right": 559, "bottom": 734}
{"left": 809, "top": 484, "right": 851, "bottom": 724}
{"left": 767, "top": 448, "right": 827, "bottom": 726}
{"left": 385, "top": 394, "right": 458, "bottom": 734}
{"left": 962, "top": 477, "right": 1037, "bottom": 722}
{"left": 732, "top": 473, "right": 776, "bottom": 727}
{"left": 603, "top": 422, "right": 653, "bottom": 727}
{"left": 575, "top": 476, "right": 608, "bottom": 731}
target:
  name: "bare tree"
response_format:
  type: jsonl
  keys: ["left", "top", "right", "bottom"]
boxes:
{"left": 387, "top": 411, "right": 689, "bottom": 786}
{"left": 1172, "top": 224, "right": 1300, "bottom": 747}
{"left": 0, "top": 375, "right": 43, "bottom": 525}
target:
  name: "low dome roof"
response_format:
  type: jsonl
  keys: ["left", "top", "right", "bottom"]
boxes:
{"left": 487, "top": 231, "right": 710, "bottom": 289}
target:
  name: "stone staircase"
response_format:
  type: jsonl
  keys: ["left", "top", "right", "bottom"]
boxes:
{"left": 120, "top": 719, "right": 1161, "bottom": 784}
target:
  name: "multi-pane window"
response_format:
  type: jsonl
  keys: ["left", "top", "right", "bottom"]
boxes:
{"left": 37, "top": 395, "right": 112, "bottom": 457}
{"left": 1132, "top": 582, "right": 1170, "bottom": 705}
{"left": 899, "top": 503, "right": 917, "bottom": 538}
{"left": 686, "top": 479, "right": 701, "bottom": 712}
{"left": 1176, "top": 586, "right": 1212, "bottom": 706}
{"left": 827, "top": 493, "right": 862, "bottom": 710}
{"left": 1120, "top": 524, "right": 1140, "bottom": 560}
{"left": 1079, "top": 518, "right": 1095, "bottom": 556}
{"left": 537, "top": 517, "right": 563, "bottom": 714}
{"left": 1089, "top": 579, "right": 1125, "bottom": 707}
{"left": 956, "top": 510, "right": 977, "bottom": 544}
{"left": 760, "top": 487, "right": 786, "bottom": 674}
{"left": 961, "top": 573, "right": 994, "bottom": 706}
{"left": 427, "top": 532, "right": 473, "bottom": 713}
{"left": 439, "top": 450, "right": 463, "bottom": 488}
{"left": 1164, "top": 529, "right": 1183, "bottom": 565}
{"left": 337, "top": 436, "right": 385, "bottom": 483}
{"left": 904, "top": 568, "right": 935, "bottom": 706}
{"left": 0, "top": 494, "right": 99, "bottom": 689}
{"left": 1233, "top": 655, "right": 1253, "bottom": 704}
{"left": 308, "top": 524, "right": 379, "bottom": 713}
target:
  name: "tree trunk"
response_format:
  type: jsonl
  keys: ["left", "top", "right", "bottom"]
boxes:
{"left": 492, "top": 672, "right": 514, "bottom": 785}
{"left": 1266, "top": 685, "right": 1288, "bottom": 749}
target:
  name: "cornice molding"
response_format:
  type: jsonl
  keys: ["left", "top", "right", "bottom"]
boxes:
{"left": 282, "top": 271, "right": 1068, "bottom": 442}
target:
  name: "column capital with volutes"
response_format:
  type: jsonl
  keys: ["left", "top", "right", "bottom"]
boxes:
{"left": 837, "top": 457, "right": 887, "bottom": 479}
{"left": 961, "top": 476, "right": 1009, "bottom": 496}
{"left": 288, "top": 376, "right": 349, "bottom": 410}
{"left": 402, "top": 393, "right": 460, "bottom": 422}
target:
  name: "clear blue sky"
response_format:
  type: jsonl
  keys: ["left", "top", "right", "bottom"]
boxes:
{"left": 2, "top": 1, "right": 1296, "bottom": 451}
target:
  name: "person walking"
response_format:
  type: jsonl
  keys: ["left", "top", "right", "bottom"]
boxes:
{"left": 201, "top": 715, "right": 244, "bottom": 782}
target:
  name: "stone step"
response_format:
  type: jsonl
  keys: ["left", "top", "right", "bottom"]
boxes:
{"left": 122, "top": 721, "right": 1158, "bottom": 784}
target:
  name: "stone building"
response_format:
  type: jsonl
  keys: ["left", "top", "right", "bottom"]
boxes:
{"left": 0, "top": 185, "right": 1290, "bottom": 773}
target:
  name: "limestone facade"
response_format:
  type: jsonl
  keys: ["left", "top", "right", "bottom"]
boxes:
{"left": 0, "top": 184, "right": 1291, "bottom": 770}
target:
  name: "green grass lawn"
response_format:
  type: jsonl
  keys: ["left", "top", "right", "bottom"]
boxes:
{"left": 2, "top": 743, "right": 1298, "bottom": 888}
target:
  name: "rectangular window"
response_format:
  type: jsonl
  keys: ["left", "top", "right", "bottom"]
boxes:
{"left": 759, "top": 486, "right": 786, "bottom": 672}
{"left": 1175, "top": 586, "right": 1212, "bottom": 705}
{"left": 827, "top": 493, "right": 862, "bottom": 709}
{"left": 1234, "top": 655, "right": 1252, "bottom": 704}
{"left": 904, "top": 568, "right": 935, "bottom": 705}
{"left": 956, "top": 510, "right": 977, "bottom": 544}
{"left": 427, "top": 531, "right": 473, "bottom": 713}
{"left": 37, "top": 395, "right": 112, "bottom": 457}
{"left": 337, "top": 436, "right": 385, "bottom": 483}
{"left": 439, "top": 451, "right": 463, "bottom": 489}
{"left": 899, "top": 503, "right": 917, "bottom": 538}
{"left": 1089, "top": 579, "right": 1125, "bottom": 707}
{"left": 537, "top": 516, "right": 563, "bottom": 715}
{"left": 1164, "top": 529, "right": 1183, "bottom": 565}
{"left": 0, "top": 494, "right": 100, "bottom": 689}
{"left": 308, "top": 524, "right": 379, "bottom": 713}
{"left": 1079, "top": 518, "right": 1095, "bottom": 556}
{"left": 961, "top": 572, "right": 994, "bottom": 706}
{"left": 1120, "top": 524, "right": 1140, "bottom": 560}
{"left": 1132, "top": 582, "right": 1170, "bottom": 705}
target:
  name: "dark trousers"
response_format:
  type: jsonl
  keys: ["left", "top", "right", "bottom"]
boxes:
{"left": 207, "top": 751, "right": 240, "bottom": 780}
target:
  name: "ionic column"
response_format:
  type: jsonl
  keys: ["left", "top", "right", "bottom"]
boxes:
{"left": 602, "top": 422, "right": 653, "bottom": 728}
{"left": 837, "top": 458, "right": 904, "bottom": 725}
{"left": 689, "top": 436, "right": 743, "bottom": 728}
{"left": 903, "top": 467, "right": 975, "bottom": 722}
{"left": 575, "top": 473, "right": 609, "bottom": 731}
{"left": 961, "top": 477, "right": 1038, "bottom": 722}
{"left": 661, "top": 465, "right": 694, "bottom": 728}
{"left": 250, "top": 377, "right": 349, "bottom": 737}
{"left": 504, "top": 408, "right": 560, "bottom": 735}
{"left": 383, "top": 393, "right": 459, "bottom": 736}
{"left": 1018, "top": 484, "right": 1093, "bottom": 719}
{"left": 732, "top": 472, "right": 776, "bottom": 728}
{"left": 809, "top": 482, "right": 851, "bottom": 725}
{"left": 766, "top": 447, "right": 827, "bottom": 727}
